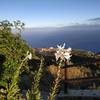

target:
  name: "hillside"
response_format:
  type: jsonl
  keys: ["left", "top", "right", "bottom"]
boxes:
{"left": 31, "top": 48, "right": 100, "bottom": 91}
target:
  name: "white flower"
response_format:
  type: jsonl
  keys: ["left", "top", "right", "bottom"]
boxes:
{"left": 64, "top": 52, "right": 71, "bottom": 61}
{"left": 57, "top": 43, "right": 65, "bottom": 49}
{"left": 28, "top": 53, "right": 32, "bottom": 59}
{"left": 55, "top": 43, "right": 72, "bottom": 62}
{"left": 27, "top": 51, "right": 32, "bottom": 59}
{"left": 66, "top": 47, "right": 71, "bottom": 52}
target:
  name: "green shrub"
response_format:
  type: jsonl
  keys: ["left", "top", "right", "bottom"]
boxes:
{"left": 0, "top": 20, "right": 33, "bottom": 99}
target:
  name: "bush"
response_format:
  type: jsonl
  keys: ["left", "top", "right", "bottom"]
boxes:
{"left": 0, "top": 20, "right": 33, "bottom": 99}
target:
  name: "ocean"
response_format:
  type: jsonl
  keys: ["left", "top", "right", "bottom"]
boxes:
{"left": 21, "top": 26, "right": 100, "bottom": 52}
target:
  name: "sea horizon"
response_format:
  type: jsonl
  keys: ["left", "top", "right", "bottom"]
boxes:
{"left": 20, "top": 25, "right": 100, "bottom": 52}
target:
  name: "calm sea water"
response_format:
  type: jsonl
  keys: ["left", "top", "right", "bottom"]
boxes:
{"left": 21, "top": 26, "right": 100, "bottom": 52}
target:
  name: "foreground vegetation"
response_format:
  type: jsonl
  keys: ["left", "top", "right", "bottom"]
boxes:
{"left": 0, "top": 20, "right": 66, "bottom": 100}
{"left": 0, "top": 20, "right": 43, "bottom": 99}
{"left": 0, "top": 20, "right": 100, "bottom": 100}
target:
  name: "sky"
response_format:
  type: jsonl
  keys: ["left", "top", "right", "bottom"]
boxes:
{"left": 0, "top": 0, "right": 100, "bottom": 27}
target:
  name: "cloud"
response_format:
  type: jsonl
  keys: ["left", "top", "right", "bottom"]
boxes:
{"left": 88, "top": 17, "right": 100, "bottom": 22}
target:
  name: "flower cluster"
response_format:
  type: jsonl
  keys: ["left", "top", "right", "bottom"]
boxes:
{"left": 55, "top": 43, "right": 72, "bottom": 62}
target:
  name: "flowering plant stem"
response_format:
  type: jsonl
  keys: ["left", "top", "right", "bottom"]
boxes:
{"left": 48, "top": 43, "right": 72, "bottom": 100}
{"left": 7, "top": 55, "right": 29, "bottom": 100}
{"left": 48, "top": 59, "right": 63, "bottom": 100}
{"left": 28, "top": 57, "right": 44, "bottom": 100}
